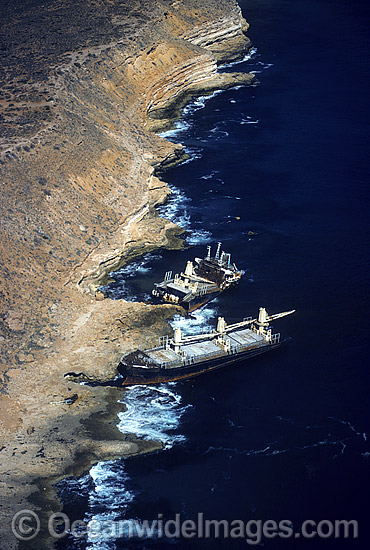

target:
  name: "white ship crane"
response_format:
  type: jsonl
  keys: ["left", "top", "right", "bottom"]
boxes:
{"left": 165, "top": 308, "right": 295, "bottom": 351}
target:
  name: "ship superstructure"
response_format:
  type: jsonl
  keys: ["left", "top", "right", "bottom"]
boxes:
{"left": 118, "top": 307, "right": 295, "bottom": 386}
{"left": 152, "top": 243, "right": 243, "bottom": 311}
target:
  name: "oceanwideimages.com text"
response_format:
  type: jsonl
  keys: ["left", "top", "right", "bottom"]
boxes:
{"left": 12, "top": 510, "right": 359, "bottom": 544}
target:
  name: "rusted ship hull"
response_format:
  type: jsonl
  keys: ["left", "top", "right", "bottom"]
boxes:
{"left": 152, "top": 243, "right": 243, "bottom": 312}
{"left": 180, "top": 288, "right": 221, "bottom": 312}
{"left": 118, "top": 342, "right": 280, "bottom": 386}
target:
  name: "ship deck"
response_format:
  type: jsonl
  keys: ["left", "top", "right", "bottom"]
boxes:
{"left": 228, "top": 328, "right": 265, "bottom": 347}
{"left": 157, "top": 280, "right": 218, "bottom": 294}
{"left": 146, "top": 347, "right": 179, "bottom": 363}
{"left": 145, "top": 328, "right": 267, "bottom": 367}
{"left": 182, "top": 339, "right": 222, "bottom": 357}
{"left": 156, "top": 282, "right": 189, "bottom": 295}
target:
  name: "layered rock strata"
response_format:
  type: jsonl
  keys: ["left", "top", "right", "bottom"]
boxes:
{"left": 0, "top": 1, "right": 255, "bottom": 547}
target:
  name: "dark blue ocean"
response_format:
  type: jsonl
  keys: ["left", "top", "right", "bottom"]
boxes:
{"left": 57, "top": 0, "right": 370, "bottom": 548}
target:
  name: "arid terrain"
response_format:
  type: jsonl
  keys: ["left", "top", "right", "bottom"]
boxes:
{"left": 0, "top": 1, "right": 256, "bottom": 547}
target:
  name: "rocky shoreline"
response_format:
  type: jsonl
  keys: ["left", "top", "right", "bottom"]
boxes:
{"left": 0, "top": 1, "right": 256, "bottom": 548}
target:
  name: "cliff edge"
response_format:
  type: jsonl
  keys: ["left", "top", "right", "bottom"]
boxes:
{"left": 0, "top": 1, "right": 255, "bottom": 547}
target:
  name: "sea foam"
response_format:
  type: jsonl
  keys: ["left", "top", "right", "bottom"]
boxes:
{"left": 118, "top": 383, "right": 191, "bottom": 449}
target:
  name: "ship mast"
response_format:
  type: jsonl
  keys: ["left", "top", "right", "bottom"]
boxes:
{"left": 173, "top": 327, "right": 182, "bottom": 354}
{"left": 215, "top": 242, "right": 222, "bottom": 261}
{"left": 169, "top": 309, "right": 295, "bottom": 349}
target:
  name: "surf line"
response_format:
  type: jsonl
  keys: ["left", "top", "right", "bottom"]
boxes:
{"left": 60, "top": 48, "right": 261, "bottom": 539}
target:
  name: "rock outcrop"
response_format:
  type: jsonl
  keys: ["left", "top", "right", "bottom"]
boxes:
{"left": 181, "top": 2, "right": 251, "bottom": 62}
{"left": 0, "top": 1, "right": 256, "bottom": 547}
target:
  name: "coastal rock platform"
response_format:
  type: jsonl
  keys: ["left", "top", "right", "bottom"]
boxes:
{"left": 0, "top": 1, "right": 256, "bottom": 547}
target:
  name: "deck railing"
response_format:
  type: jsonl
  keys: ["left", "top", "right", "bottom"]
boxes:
{"left": 159, "top": 336, "right": 281, "bottom": 369}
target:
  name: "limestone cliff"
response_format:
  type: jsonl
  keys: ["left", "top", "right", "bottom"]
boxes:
{"left": 0, "top": 1, "right": 256, "bottom": 546}
{"left": 0, "top": 0, "right": 255, "bottom": 404}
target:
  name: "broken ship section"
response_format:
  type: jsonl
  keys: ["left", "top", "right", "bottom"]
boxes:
{"left": 118, "top": 308, "right": 295, "bottom": 386}
{"left": 152, "top": 242, "right": 243, "bottom": 312}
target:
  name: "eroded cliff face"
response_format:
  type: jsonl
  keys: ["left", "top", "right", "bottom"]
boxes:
{"left": 0, "top": 1, "right": 255, "bottom": 544}
{"left": 0, "top": 0, "right": 254, "bottom": 362}
{"left": 0, "top": 0, "right": 255, "bottom": 414}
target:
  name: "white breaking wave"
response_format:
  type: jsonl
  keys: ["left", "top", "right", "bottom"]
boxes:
{"left": 209, "top": 125, "right": 230, "bottom": 139}
{"left": 158, "top": 90, "right": 224, "bottom": 141}
{"left": 182, "top": 89, "right": 224, "bottom": 117}
{"left": 240, "top": 118, "right": 259, "bottom": 125}
{"left": 99, "top": 252, "right": 162, "bottom": 302}
{"left": 79, "top": 383, "right": 191, "bottom": 548}
{"left": 182, "top": 145, "right": 203, "bottom": 164}
{"left": 158, "top": 186, "right": 193, "bottom": 238}
{"left": 199, "top": 170, "right": 220, "bottom": 180}
{"left": 89, "top": 462, "right": 135, "bottom": 513}
{"left": 61, "top": 462, "right": 136, "bottom": 549}
{"left": 158, "top": 184, "right": 212, "bottom": 244}
{"left": 82, "top": 461, "right": 136, "bottom": 549}
{"left": 157, "top": 185, "right": 191, "bottom": 225}
{"left": 218, "top": 48, "right": 257, "bottom": 69}
{"left": 219, "top": 49, "right": 273, "bottom": 72}
{"left": 111, "top": 253, "right": 161, "bottom": 278}
{"left": 254, "top": 60, "right": 274, "bottom": 70}
{"left": 170, "top": 303, "right": 219, "bottom": 336}
{"left": 187, "top": 228, "right": 212, "bottom": 245}
{"left": 226, "top": 114, "right": 259, "bottom": 125}
{"left": 157, "top": 118, "right": 191, "bottom": 140}
{"left": 118, "top": 384, "right": 191, "bottom": 449}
